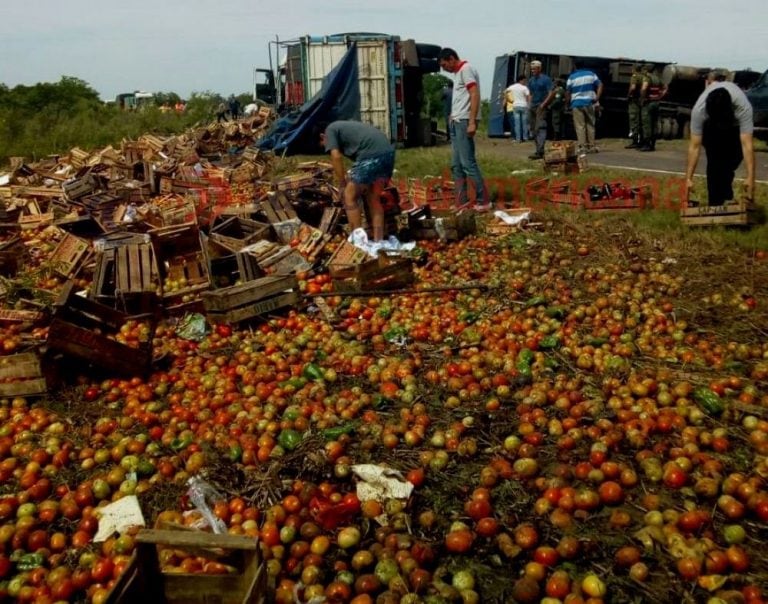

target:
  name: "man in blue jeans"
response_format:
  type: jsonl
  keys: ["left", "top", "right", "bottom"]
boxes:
{"left": 316, "top": 120, "right": 395, "bottom": 241}
{"left": 439, "top": 48, "right": 488, "bottom": 210}
{"left": 527, "top": 60, "right": 553, "bottom": 160}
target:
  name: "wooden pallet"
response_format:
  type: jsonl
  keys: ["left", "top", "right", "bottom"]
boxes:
{"left": 0, "top": 352, "right": 47, "bottom": 397}
{"left": 46, "top": 281, "right": 154, "bottom": 378}
{"left": 330, "top": 252, "right": 414, "bottom": 292}
{"left": 49, "top": 232, "right": 91, "bottom": 277}
{"left": 105, "top": 527, "right": 267, "bottom": 604}
{"left": 680, "top": 200, "right": 758, "bottom": 227}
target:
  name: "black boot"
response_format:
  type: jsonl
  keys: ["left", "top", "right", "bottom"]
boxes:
{"left": 625, "top": 134, "right": 640, "bottom": 149}
{"left": 639, "top": 138, "right": 655, "bottom": 152}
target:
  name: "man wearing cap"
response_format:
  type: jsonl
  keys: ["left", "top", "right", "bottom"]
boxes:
{"left": 439, "top": 47, "right": 488, "bottom": 210}
{"left": 527, "top": 60, "right": 553, "bottom": 160}
{"left": 625, "top": 64, "right": 643, "bottom": 148}
{"left": 639, "top": 63, "right": 667, "bottom": 152}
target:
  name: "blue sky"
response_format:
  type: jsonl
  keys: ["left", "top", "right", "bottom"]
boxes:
{"left": 1, "top": 0, "right": 766, "bottom": 101}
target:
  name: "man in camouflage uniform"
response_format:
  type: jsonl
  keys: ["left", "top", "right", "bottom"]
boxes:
{"left": 625, "top": 64, "right": 643, "bottom": 148}
{"left": 639, "top": 63, "right": 667, "bottom": 152}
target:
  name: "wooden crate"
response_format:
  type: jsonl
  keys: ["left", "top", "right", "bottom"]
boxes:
{"left": 295, "top": 223, "right": 329, "bottom": 261}
{"left": 151, "top": 225, "right": 211, "bottom": 299}
{"left": 330, "top": 252, "right": 414, "bottom": 292}
{"left": 544, "top": 159, "right": 583, "bottom": 175}
{"left": 680, "top": 200, "right": 758, "bottom": 227}
{"left": 146, "top": 194, "right": 197, "bottom": 228}
{"left": 92, "top": 234, "right": 159, "bottom": 311}
{"left": 327, "top": 241, "right": 370, "bottom": 269}
{"left": 274, "top": 173, "right": 315, "bottom": 192}
{"left": 240, "top": 240, "right": 310, "bottom": 275}
{"left": 318, "top": 206, "right": 343, "bottom": 235}
{"left": 203, "top": 275, "right": 299, "bottom": 323}
{"left": 0, "top": 237, "right": 28, "bottom": 277}
{"left": 261, "top": 192, "right": 298, "bottom": 223}
{"left": 210, "top": 216, "right": 272, "bottom": 253}
{"left": 19, "top": 212, "right": 54, "bottom": 230}
{"left": 46, "top": 281, "right": 154, "bottom": 378}
{"left": 49, "top": 232, "right": 91, "bottom": 277}
{"left": 0, "top": 309, "right": 45, "bottom": 324}
{"left": 411, "top": 210, "right": 476, "bottom": 242}
{"left": 548, "top": 182, "right": 588, "bottom": 208}
{"left": 63, "top": 174, "right": 98, "bottom": 201}
{"left": 105, "top": 527, "right": 267, "bottom": 604}
{"left": 0, "top": 353, "right": 47, "bottom": 397}
{"left": 544, "top": 141, "right": 577, "bottom": 162}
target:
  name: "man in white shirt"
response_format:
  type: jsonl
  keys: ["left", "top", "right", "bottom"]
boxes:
{"left": 505, "top": 75, "right": 531, "bottom": 142}
{"left": 439, "top": 47, "right": 488, "bottom": 210}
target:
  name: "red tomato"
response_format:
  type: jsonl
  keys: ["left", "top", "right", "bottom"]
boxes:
{"left": 444, "top": 530, "right": 474, "bottom": 553}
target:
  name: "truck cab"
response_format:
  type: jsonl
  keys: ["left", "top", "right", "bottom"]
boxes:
{"left": 747, "top": 70, "right": 768, "bottom": 138}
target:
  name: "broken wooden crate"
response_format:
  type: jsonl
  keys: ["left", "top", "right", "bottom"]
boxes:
{"left": 0, "top": 352, "right": 47, "bottom": 397}
{"left": 145, "top": 194, "right": 197, "bottom": 228}
{"left": 104, "top": 527, "right": 267, "bottom": 604}
{"left": 330, "top": 251, "right": 414, "bottom": 292}
{"left": 680, "top": 200, "right": 759, "bottom": 227}
{"left": 151, "top": 224, "right": 211, "bottom": 302}
{"left": 202, "top": 274, "right": 299, "bottom": 324}
{"left": 46, "top": 281, "right": 154, "bottom": 378}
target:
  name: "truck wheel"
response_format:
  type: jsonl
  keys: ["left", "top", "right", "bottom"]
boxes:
{"left": 681, "top": 120, "right": 691, "bottom": 140}
{"left": 416, "top": 44, "right": 442, "bottom": 60}
{"left": 670, "top": 119, "right": 680, "bottom": 139}
{"left": 660, "top": 118, "right": 672, "bottom": 139}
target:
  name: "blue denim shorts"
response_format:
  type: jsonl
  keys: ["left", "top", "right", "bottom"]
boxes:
{"left": 348, "top": 150, "right": 395, "bottom": 185}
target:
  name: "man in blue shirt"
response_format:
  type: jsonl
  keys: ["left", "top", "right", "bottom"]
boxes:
{"left": 566, "top": 65, "right": 603, "bottom": 154}
{"left": 526, "top": 60, "right": 553, "bottom": 160}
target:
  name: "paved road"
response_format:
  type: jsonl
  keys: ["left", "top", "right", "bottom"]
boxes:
{"left": 475, "top": 137, "right": 768, "bottom": 183}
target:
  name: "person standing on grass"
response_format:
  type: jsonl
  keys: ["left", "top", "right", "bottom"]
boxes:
{"left": 438, "top": 47, "right": 488, "bottom": 211}
{"left": 316, "top": 120, "right": 395, "bottom": 242}
{"left": 685, "top": 78, "right": 755, "bottom": 206}
{"left": 527, "top": 60, "right": 553, "bottom": 160}
{"left": 505, "top": 75, "right": 531, "bottom": 143}
{"left": 566, "top": 64, "right": 603, "bottom": 154}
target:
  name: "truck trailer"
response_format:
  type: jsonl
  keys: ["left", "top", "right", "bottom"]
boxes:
{"left": 489, "top": 50, "right": 759, "bottom": 140}
{"left": 256, "top": 33, "right": 441, "bottom": 151}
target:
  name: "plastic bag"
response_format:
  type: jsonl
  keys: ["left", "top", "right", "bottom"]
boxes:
{"left": 186, "top": 477, "right": 227, "bottom": 534}
{"left": 176, "top": 313, "right": 209, "bottom": 342}
{"left": 348, "top": 228, "right": 416, "bottom": 258}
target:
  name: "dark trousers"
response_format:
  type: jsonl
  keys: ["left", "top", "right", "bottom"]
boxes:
{"left": 703, "top": 124, "right": 742, "bottom": 205}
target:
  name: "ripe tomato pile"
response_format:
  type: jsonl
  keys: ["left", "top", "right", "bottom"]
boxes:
{"left": 0, "top": 217, "right": 767, "bottom": 603}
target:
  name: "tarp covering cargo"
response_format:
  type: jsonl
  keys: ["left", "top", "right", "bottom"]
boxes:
{"left": 256, "top": 43, "right": 360, "bottom": 155}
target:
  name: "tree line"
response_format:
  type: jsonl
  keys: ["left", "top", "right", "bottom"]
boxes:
{"left": 0, "top": 77, "right": 250, "bottom": 165}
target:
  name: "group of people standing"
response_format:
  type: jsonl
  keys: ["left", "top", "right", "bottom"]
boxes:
{"left": 314, "top": 47, "right": 754, "bottom": 242}
{"left": 503, "top": 60, "right": 603, "bottom": 157}
{"left": 625, "top": 63, "right": 667, "bottom": 152}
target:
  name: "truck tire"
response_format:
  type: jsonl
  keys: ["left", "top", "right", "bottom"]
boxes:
{"left": 416, "top": 43, "right": 442, "bottom": 60}
{"left": 660, "top": 118, "right": 672, "bottom": 140}
{"left": 681, "top": 119, "right": 691, "bottom": 140}
{"left": 670, "top": 119, "right": 680, "bottom": 139}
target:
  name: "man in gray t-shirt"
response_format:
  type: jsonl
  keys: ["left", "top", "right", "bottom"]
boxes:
{"left": 318, "top": 120, "right": 395, "bottom": 241}
{"left": 685, "top": 78, "right": 755, "bottom": 205}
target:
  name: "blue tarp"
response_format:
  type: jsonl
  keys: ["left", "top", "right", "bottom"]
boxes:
{"left": 257, "top": 43, "right": 361, "bottom": 155}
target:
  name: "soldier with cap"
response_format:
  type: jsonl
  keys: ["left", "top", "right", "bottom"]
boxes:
{"left": 625, "top": 63, "right": 643, "bottom": 148}
{"left": 639, "top": 63, "right": 667, "bottom": 152}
